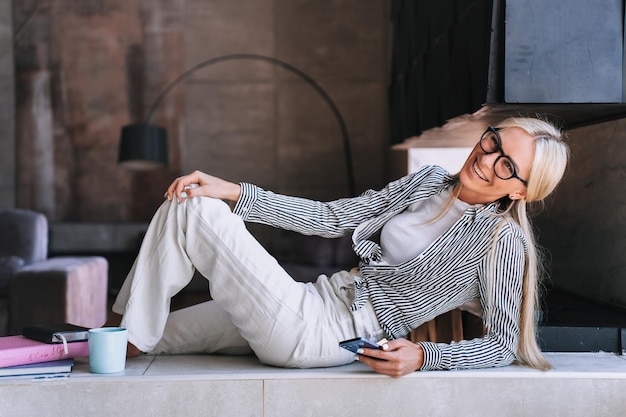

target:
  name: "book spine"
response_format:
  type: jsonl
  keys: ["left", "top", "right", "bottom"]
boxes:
{"left": 0, "top": 342, "right": 89, "bottom": 368}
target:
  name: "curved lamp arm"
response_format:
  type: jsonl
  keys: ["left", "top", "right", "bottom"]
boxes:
{"left": 139, "top": 53, "right": 356, "bottom": 196}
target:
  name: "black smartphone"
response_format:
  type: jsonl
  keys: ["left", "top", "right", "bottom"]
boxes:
{"left": 339, "top": 337, "right": 383, "bottom": 354}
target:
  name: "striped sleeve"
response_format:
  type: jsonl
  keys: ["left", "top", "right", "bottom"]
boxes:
{"left": 232, "top": 166, "right": 447, "bottom": 238}
{"left": 232, "top": 182, "right": 260, "bottom": 217}
{"left": 418, "top": 226, "right": 526, "bottom": 371}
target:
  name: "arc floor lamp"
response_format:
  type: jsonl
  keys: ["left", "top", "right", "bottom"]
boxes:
{"left": 118, "top": 53, "right": 356, "bottom": 196}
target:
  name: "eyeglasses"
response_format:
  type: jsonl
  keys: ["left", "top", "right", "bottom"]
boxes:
{"left": 479, "top": 126, "right": 528, "bottom": 186}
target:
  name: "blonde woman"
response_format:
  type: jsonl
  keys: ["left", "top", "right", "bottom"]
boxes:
{"left": 110, "top": 116, "right": 569, "bottom": 377}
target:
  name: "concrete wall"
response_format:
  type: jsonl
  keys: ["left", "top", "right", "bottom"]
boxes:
{"left": 12, "top": 0, "right": 390, "bottom": 222}
{"left": 0, "top": 0, "right": 14, "bottom": 208}
{"left": 535, "top": 118, "right": 626, "bottom": 309}
{"left": 11, "top": 1, "right": 625, "bottom": 310}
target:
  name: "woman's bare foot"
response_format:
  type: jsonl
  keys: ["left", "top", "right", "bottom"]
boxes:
{"left": 127, "top": 342, "right": 142, "bottom": 357}
{"left": 104, "top": 312, "right": 123, "bottom": 328}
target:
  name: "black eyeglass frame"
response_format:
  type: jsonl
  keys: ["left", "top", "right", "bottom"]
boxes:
{"left": 479, "top": 126, "right": 528, "bottom": 186}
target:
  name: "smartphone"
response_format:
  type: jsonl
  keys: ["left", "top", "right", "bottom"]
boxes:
{"left": 339, "top": 337, "right": 383, "bottom": 354}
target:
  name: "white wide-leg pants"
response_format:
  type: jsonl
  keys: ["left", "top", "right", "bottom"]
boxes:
{"left": 112, "top": 196, "right": 383, "bottom": 368}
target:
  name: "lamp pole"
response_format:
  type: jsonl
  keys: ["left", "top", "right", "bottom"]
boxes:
{"left": 139, "top": 53, "right": 356, "bottom": 196}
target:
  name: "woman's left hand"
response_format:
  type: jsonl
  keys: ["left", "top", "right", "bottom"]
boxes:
{"left": 165, "top": 170, "right": 242, "bottom": 203}
{"left": 355, "top": 338, "right": 424, "bottom": 378}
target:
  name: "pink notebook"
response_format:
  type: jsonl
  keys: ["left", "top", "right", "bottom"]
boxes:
{"left": 0, "top": 335, "right": 89, "bottom": 368}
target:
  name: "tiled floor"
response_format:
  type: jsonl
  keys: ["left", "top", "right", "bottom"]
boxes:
{"left": 64, "top": 351, "right": 626, "bottom": 379}
{"left": 50, "top": 351, "right": 626, "bottom": 380}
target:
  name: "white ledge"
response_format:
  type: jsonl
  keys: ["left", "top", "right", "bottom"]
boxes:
{"left": 60, "top": 352, "right": 626, "bottom": 381}
{"left": 1, "top": 353, "right": 624, "bottom": 417}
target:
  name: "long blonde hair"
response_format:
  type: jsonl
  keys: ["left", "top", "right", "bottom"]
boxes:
{"left": 492, "top": 116, "right": 569, "bottom": 370}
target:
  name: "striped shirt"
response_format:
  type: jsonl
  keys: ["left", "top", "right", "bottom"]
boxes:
{"left": 234, "top": 165, "right": 526, "bottom": 370}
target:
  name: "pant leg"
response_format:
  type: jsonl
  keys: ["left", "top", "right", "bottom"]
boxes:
{"left": 113, "top": 196, "right": 359, "bottom": 367}
{"left": 151, "top": 300, "right": 254, "bottom": 356}
{"left": 113, "top": 197, "right": 198, "bottom": 351}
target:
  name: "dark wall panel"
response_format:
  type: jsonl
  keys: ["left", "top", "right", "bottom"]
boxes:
{"left": 389, "top": 0, "right": 494, "bottom": 143}
{"left": 505, "top": 0, "right": 624, "bottom": 103}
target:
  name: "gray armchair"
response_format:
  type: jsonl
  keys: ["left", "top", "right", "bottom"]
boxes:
{"left": 0, "top": 209, "right": 108, "bottom": 335}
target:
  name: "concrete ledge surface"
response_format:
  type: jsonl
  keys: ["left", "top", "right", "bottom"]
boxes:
{"left": 0, "top": 353, "right": 624, "bottom": 417}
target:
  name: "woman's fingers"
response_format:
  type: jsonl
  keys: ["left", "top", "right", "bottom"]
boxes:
{"left": 178, "top": 183, "right": 199, "bottom": 200}
{"left": 163, "top": 171, "right": 241, "bottom": 203}
{"left": 356, "top": 339, "right": 424, "bottom": 378}
{"left": 163, "top": 171, "right": 204, "bottom": 201}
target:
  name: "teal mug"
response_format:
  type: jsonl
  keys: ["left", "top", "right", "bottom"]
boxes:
{"left": 88, "top": 327, "right": 128, "bottom": 374}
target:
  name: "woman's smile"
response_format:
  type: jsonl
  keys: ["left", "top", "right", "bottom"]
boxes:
{"left": 471, "top": 159, "right": 489, "bottom": 182}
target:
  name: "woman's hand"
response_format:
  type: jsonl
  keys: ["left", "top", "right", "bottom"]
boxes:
{"left": 355, "top": 338, "right": 424, "bottom": 378}
{"left": 165, "top": 170, "right": 242, "bottom": 203}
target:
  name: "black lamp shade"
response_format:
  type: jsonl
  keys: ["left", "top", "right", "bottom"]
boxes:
{"left": 118, "top": 124, "right": 168, "bottom": 170}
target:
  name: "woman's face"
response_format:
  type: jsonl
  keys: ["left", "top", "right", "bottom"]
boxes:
{"left": 457, "top": 126, "right": 535, "bottom": 205}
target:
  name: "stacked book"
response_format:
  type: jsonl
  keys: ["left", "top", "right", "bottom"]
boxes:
{"left": 0, "top": 323, "right": 90, "bottom": 379}
{"left": 0, "top": 358, "right": 75, "bottom": 379}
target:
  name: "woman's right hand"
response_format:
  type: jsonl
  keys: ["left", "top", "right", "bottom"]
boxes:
{"left": 165, "top": 170, "right": 242, "bottom": 203}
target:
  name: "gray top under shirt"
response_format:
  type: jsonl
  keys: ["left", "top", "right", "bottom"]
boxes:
{"left": 378, "top": 188, "right": 473, "bottom": 265}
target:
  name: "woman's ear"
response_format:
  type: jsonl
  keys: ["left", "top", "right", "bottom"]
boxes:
{"left": 509, "top": 190, "right": 526, "bottom": 200}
